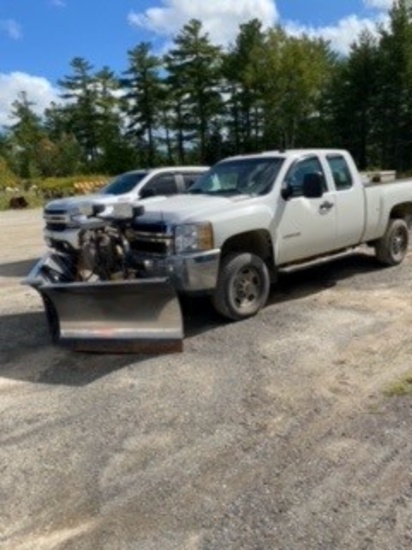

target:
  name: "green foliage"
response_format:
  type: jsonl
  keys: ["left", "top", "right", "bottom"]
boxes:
{"left": 328, "top": 0, "right": 412, "bottom": 170}
{"left": 246, "top": 27, "right": 336, "bottom": 149}
{"left": 164, "top": 19, "right": 223, "bottom": 163}
{"left": 0, "top": 190, "right": 44, "bottom": 211}
{"left": 324, "top": 31, "right": 380, "bottom": 168}
{"left": 222, "top": 19, "right": 266, "bottom": 154}
{"left": 0, "top": 156, "right": 21, "bottom": 190}
{"left": 58, "top": 57, "right": 100, "bottom": 162}
{"left": 35, "top": 174, "right": 109, "bottom": 198}
{"left": 3, "top": 3, "right": 412, "bottom": 184}
{"left": 7, "top": 91, "right": 45, "bottom": 179}
{"left": 122, "top": 42, "right": 164, "bottom": 166}
{"left": 384, "top": 373, "right": 412, "bottom": 396}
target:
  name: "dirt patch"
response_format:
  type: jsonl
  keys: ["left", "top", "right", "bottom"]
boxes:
{"left": 0, "top": 210, "right": 411, "bottom": 549}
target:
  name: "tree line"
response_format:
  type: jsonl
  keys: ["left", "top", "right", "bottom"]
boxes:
{"left": 1, "top": 0, "right": 412, "bottom": 180}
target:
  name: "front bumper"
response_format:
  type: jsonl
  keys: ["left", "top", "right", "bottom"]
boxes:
{"left": 25, "top": 248, "right": 221, "bottom": 294}
{"left": 135, "top": 249, "right": 221, "bottom": 293}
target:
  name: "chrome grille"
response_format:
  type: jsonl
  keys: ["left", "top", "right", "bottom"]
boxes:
{"left": 129, "top": 222, "right": 173, "bottom": 255}
{"left": 44, "top": 209, "right": 72, "bottom": 232}
{"left": 45, "top": 222, "right": 68, "bottom": 232}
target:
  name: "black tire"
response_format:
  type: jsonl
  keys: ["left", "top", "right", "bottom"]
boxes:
{"left": 375, "top": 219, "right": 409, "bottom": 266}
{"left": 212, "top": 253, "right": 270, "bottom": 321}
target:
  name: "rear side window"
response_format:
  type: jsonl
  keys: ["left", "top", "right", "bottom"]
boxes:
{"left": 327, "top": 155, "right": 353, "bottom": 190}
{"left": 182, "top": 173, "right": 204, "bottom": 190}
{"left": 142, "top": 174, "right": 178, "bottom": 197}
{"left": 285, "top": 156, "right": 327, "bottom": 197}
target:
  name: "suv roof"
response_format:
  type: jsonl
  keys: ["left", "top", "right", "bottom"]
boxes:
{"left": 125, "top": 166, "right": 209, "bottom": 176}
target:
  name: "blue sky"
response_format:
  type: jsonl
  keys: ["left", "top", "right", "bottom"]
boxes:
{"left": 0, "top": 0, "right": 396, "bottom": 126}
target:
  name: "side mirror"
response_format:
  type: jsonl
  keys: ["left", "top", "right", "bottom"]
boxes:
{"left": 281, "top": 182, "right": 293, "bottom": 201}
{"left": 302, "top": 172, "right": 324, "bottom": 198}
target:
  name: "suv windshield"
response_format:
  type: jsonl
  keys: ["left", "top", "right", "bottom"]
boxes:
{"left": 188, "top": 158, "right": 284, "bottom": 196}
{"left": 101, "top": 171, "right": 148, "bottom": 196}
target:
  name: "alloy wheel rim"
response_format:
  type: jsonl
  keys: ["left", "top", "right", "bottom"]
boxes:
{"left": 232, "top": 266, "right": 262, "bottom": 309}
{"left": 392, "top": 228, "right": 407, "bottom": 257}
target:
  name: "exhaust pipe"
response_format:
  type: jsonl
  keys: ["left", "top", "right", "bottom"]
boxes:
{"left": 24, "top": 253, "right": 183, "bottom": 354}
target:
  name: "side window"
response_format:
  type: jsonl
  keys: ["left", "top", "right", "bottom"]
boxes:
{"left": 142, "top": 174, "right": 178, "bottom": 197}
{"left": 327, "top": 155, "right": 353, "bottom": 190}
{"left": 182, "top": 173, "right": 203, "bottom": 191}
{"left": 285, "top": 156, "right": 326, "bottom": 197}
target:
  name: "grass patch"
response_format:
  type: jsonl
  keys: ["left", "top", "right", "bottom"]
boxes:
{"left": 37, "top": 175, "right": 109, "bottom": 197}
{"left": 0, "top": 191, "right": 45, "bottom": 211}
{"left": 0, "top": 174, "right": 110, "bottom": 211}
{"left": 384, "top": 373, "right": 412, "bottom": 397}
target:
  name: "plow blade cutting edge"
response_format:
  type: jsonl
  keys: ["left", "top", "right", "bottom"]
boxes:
{"left": 24, "top": 255, "right": 183, "bottom": 354}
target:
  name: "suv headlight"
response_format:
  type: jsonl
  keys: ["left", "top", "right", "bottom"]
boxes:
{"left": 174, "top": 223, "right": 214, "bottom": 254}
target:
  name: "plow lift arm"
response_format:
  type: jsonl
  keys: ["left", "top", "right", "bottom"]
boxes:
{"left": 23, "top": 202, "right": 183, "bottom": 354}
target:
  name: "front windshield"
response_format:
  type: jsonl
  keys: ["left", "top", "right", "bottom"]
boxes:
{"left": 101, "top": 171, "right": 148, "bottom": 196}
{"left": 188, "top": 157, "right": 284, "bottom": 196}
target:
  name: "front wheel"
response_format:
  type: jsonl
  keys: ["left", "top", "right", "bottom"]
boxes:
{"left": 212, "top": 253, "right": 270, "bottom": 321}
{"left": 374, "top": 219, "right": 409, "bottom": 266}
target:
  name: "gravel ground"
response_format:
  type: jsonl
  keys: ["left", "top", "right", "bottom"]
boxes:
{"left": 0, "top": 209, "right": 411, "bottom": 550}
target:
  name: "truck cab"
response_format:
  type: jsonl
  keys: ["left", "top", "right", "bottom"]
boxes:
{"left": 271, "top": 149, "right": 366, "bottom": 264}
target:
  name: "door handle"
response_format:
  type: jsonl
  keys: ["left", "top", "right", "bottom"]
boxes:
{"left": 319, "top": 200, "right": 334, "bottom": 212}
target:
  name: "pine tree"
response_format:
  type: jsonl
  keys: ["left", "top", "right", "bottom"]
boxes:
{"left": 223, "top": 19, "right": 265, "bottom": 154}
{"left": 8, "top": 91, "right": 45, "bottom": 178}
{"left": 58, "top": 57, "right": 100, "bottom": 164}
{"left": 164, "top": 19, "right": 223, "bottom": 163}
{"left": 122, "top": 42, "right": 163, "bottom": 166}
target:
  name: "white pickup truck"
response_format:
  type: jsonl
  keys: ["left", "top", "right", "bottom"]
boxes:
{"left": 43, "top": 165, "right": 208, "bottom": 251}
{"left": 122, "top": 148, "right": 412, "bottom": 320}
{"left": 26, "top": 148, "right": 412, "bottom": 353}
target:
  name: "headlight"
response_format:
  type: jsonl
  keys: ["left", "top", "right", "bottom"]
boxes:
{"left": 76, "top": 203, "right": 94, "bottom": 217}
{"left": 174, "top": 223, "right": 214, "bottom": 254}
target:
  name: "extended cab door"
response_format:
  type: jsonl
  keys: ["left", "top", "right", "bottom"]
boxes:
{"left": 325, "top": 154, "right": 365, "bottom": 248}
{"left": 276, "top": 155, "right": 337, "bottom": 265}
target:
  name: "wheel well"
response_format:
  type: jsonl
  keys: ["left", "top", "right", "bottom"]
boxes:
{"left": 220, "top": 230, "right": 276, "bottom": 280}
{"left": 390, "top": 203, "right": 412, "bottom": 227}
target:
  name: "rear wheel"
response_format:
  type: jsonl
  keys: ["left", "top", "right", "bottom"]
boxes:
{"left": 212, "top": 252, "right": 270, "bottom": 321}
{"left": 375, "top": 219, "right": 409, "bottom": 266}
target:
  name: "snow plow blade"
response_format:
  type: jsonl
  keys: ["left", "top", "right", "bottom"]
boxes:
{"left": 24, "top": 255, "right": 183, "bottom": 354}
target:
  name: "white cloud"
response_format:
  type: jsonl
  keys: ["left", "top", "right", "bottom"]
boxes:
{"left": 0, "top": 72, "right": 61, "bottom": 128}
{"left": 128, "top": 0, "right": 278, "bottom": 45}
{"left": 127, "top": 0, "right": 397, "bottom": 56}
{"left": 363, "top": 0, "right": 394, "bottom": 9}
{"left": 0, "top": 19, "right": 22, "bottom": 40}
{"left": 285, "top": 13, "right": 388, "bottom": 55}
{"left": 50, "top": 0, "right": 67, "bottom": 7}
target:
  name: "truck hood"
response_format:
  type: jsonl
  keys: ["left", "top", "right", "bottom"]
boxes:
{"left": 139, "top": 193, "right": 254, "bottom": 224}
{"left": 44, "top": 193, "right": 124, "bottom": 212}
